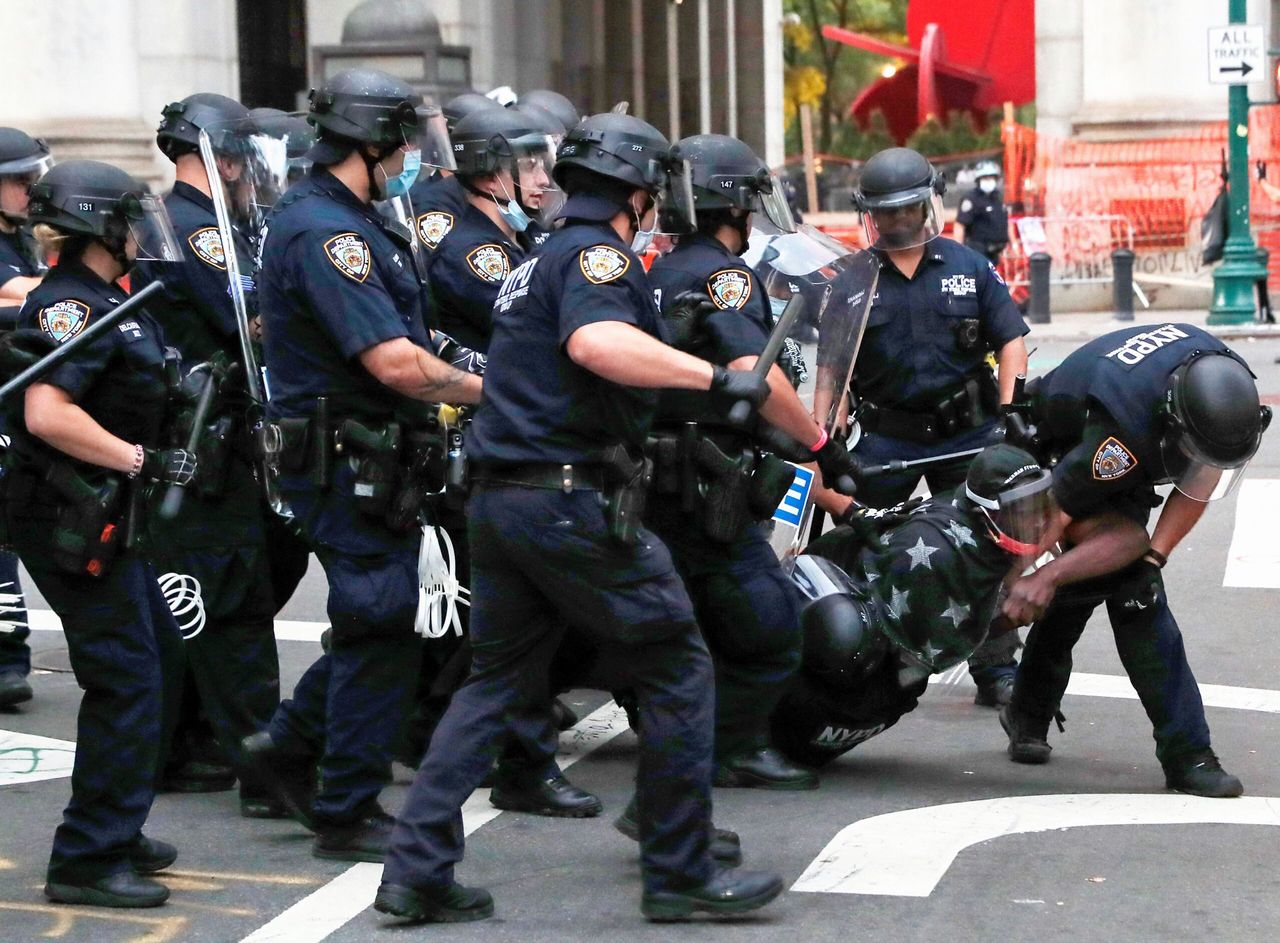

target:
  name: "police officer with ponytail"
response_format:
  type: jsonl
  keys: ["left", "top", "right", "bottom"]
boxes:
{"left": 644, "top": 133, "right": 861, "bottom": 790}
{"left": 6, "top": 160, "right": 190, "bottom": 907}
{"left": 243, "top": 68, "right": 481, "bottom": 864}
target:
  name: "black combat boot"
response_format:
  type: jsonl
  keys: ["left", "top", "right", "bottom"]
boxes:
{"left": 45, "top": 871, "right": 170, "bottom": 908}
{"left": 1164, "top": 750, "right": 1244, "bottom": 798}
{"left": 373, "top": 881, "right": 494, "bottom": 923}
{"left": 713, "top": 746, "right": 818, "bottom": 790}
{"left": 999, "top": 703, "right": 1053, "bottom": 764}
{"left": 240, "top": 731, "right": 317, "bottom": 830}
{"left": 614, "top": 796, "right": 743, "bottom": 865}
{"left": 127, "top": 835, "right": 178, "bottom": 873}
{"left": 974, "top": 674, "right": 1015, "bottom": 708}
{"left": 641, "top": 867, "right": 784, "bottom": 921}
{"left": 0, "top": 670, "right": 33, "bottom": 708}
{"left": 312, "top": 808, "right": 396, "bottom": 862}
{"left": 488, "top": 767, "right": 602, "bottom": 818}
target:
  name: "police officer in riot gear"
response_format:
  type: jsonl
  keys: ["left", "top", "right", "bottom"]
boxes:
{"left": 0, "top": 127, "right": 49, "bottom": 707}
{"left": 4, "top": 159, "right": 189, "bottom": 907}
{"left": 954, "top": 160, "right": 1009, "bottom": 265}
{"left": 411, "top": 102, "right": 600, "bottom": 819}
{"left": 829, "top": 145, "right": 1030, "bottom": 706}
{"left": 243, "top": 67, "right": 482, "bottom": 863}
{"left": 132, "top": 92, "right": 285, "bottom": 811}
{"left": 773, "top": 444, "right": 1055, "bottom": 766}
{"left": 248, "top": 107, "right": 318, "bottom": 190}
{"left": 375, "top": 113, "right": 783, "bottom": 924}
{"left": 645, "top": 132, "right": 861, "bottom": 790}
{"left": 408, "top": 93, "right": 503, "bottom": 228}
{"left": 998, "top": 324, "right": 1269, "bottom": 797}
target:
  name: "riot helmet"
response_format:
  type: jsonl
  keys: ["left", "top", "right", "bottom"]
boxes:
{"left": 248, "top": 107, "right": 317, "bottom": 184}
{"left": 1159, "top": 350, "right": 1271, "bottom": 501}
{"left": 27, "top": 160, "right": 183, "bottom": 268}
{"left": 670, "top": 133, "right": 796, "bottom": 249}
{"left": 964, "top": 443, "right": 1057, "bottom": 559}
{"left": 852, "top": 146, "right": 945, "bottom": 251}
{"left": 0, "top": 128, "right": 54, "bottom": 226}
{"left": 452, "top": 108, "right": 557, "bottom": 231}
{"left": 306, "top": 68, "right": 423, "bottom": 199}
{"left": 442, "top": 92, "right": 502, "bottom": 132}
{"left": 519, "top": 89, "right": 580, "bottom": 134}
{"left": 790, "top": 555, "right": 890, "bottom": 690}
{"left": 554, "top": 113, "right": 693, "bottom": 240}
{"left": 157, "top": 93, "right": 252, "bottom": 162}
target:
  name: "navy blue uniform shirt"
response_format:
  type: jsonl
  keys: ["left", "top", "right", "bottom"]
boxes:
{"left": 11, "top": 259, "right": 169, "bottom": 479}
{"left": 1031, "top": 323, "right": 1236, "bottom": 520}
{"left": 424, "top": 203, "right": 522, "bottom": 352}
{"left": 855, "top": 236, "right": 1026, "bottom": 410}
{"left": 648, "top": 233, "right": 770, "bottom": 425}
{"left": 0, "top": 228, "right": 44, "bottom": 329}
{"left": 955, "top": 187, "right": 1009, "bottom": 247}
{"left": 469, "top": 219, "right": 662, "bottom": 464}
{"left": 132, "top": 181, "right": 254, "bottom": 364}
{"left": 410, "top": 174, "right": 467, "bottom": 252}
{"left": 258, "top": 169, "right": 430, "bottom": 421}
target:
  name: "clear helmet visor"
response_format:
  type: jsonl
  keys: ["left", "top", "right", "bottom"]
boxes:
{"left": 418, "top": 108, "right": 456, "bottom": 172}
{"left": 0, "top": 156, "right": 55, "bottom": 222}
{"left": 655, "top": 157, "right": 698, "bottom": 236}
{"left": 757, "top": 174, "right": 798, "bottom": 234}
{"left": 509, "top": 132, "right": 559, "bottom": 223}
{"left": 200, "top": 124, "right": 290, "bottom": 234}
{"left": 124, "top": 192, "right": 184, "bottom": 263}
{"left": 1159, "top": 432, "right": 1256, "bottom": 502}
{"left": 860, "top": 187, "right": 943, "bottom": 251}
{"left": 969, "top": 470, "right": 1059, "bottom": 561}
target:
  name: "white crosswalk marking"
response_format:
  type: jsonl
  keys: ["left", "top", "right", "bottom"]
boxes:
{"left": 1223, "top": 479, "right": 1280, "bottom": 588}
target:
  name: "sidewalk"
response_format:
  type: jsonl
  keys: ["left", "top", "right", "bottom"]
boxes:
{"left": 1024, "top": 307, "right": 1280, "bottom": 342}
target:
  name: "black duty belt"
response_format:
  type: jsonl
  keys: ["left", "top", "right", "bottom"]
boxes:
{"left": 470, "top": 461, "right": 606, "bottom": 492}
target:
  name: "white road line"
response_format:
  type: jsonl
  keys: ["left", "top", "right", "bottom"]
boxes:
{"left": 792, "top": 793, "right": 1280, "bottom": 898}
{"left": 0, "top": 729, "right": 75, "bottom": 787}
{"left": 1223, "top": 479, "right": 1280, "bottom": 588}
{"left": 237, "top": 702, "right": 632, "bottom": 943}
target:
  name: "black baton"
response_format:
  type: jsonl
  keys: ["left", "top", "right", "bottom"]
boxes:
{"left": 158, "top": 363, "right": 219, "bottom": 520}
{"left": 727, "top": 293, "right": 806, "bottom": 427}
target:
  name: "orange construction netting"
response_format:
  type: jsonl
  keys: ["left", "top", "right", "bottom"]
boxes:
{"left": 1001, "top": 105, "right": 1280, "bottom": 293}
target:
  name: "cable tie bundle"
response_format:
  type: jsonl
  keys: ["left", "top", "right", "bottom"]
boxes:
{"left": 415, "top": 524, "right": 469, "bottom": 638}
{"left": 158, "top": 572, "right": 206, "bottom": 640}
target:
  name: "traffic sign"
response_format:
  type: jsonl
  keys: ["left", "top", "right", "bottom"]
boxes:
{"left": 1206, "top": 24, "right": 1266, "bottom": 85}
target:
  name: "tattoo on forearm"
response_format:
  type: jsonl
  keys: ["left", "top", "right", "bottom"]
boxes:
{"left": 415, "top": 352, "right": 470, "bottom": 398}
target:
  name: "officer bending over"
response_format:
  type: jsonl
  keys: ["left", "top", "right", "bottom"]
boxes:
{"left": 826, "top": 146, "right": 1029, "bottom": 707}
{"left": 244, "top": 68, "right": 481, "bottom": 864}
{"left": 375, "top": 113, "right": 783, "bottom": 925}
{"left": 645, "top": 133, "right": 860, "bottom": 791}
{"left": 999, "top": 323, "right": 1270, "bottom": 797}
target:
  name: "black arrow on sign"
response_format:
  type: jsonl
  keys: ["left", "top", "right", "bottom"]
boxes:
{"left": 1218, "top": 61, "right": 1254, "bottom": 76}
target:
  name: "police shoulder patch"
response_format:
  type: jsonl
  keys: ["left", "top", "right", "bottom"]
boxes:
{"left": 324, "top": 232, "right": 372, "bottom": 283}
{"left": 579, "top": 245, "right": 629, "bottom": 284}
{"left": 416, "top": 211, "right": 454, "bottom": 250}
{"left": 188, "top": 227, "right": 227, "bottom": 270}
{"left": 466, "top": 244, "right": 511, "bottom": 283}
{"left": 37, "top": 298, "right": 92, "bottom": 344}
{"left": 1092, "top": 436, "right": 1138, "bottom": 481}
{"left": 707, "top": 268, "right": 752, "bottom": 309}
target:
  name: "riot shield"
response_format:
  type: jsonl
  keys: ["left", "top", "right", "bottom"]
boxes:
{"left": 743, "top": 219, "right": 880, "bottom": 570}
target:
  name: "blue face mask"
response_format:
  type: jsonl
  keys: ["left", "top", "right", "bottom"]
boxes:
{"left": 382, "top": 149, "right": 421, "bottom": 199}
{"left": 498, "top": 198, "right": 531, "bottom": 233}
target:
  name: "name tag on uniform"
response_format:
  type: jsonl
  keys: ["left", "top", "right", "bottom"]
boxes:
{"left": 117, "top": 320, "right": 144, "bottom": 340}
{"left": 773, "top": 464, "right": 814, "bottom": 526}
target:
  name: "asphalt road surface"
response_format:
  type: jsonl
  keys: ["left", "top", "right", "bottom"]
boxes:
{"left": 2, "top": 335, "right": 1278, "bottom": 943}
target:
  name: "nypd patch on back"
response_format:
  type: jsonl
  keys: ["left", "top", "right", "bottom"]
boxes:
{"left": 188, "top": 227, "right": 227, "bottom": 270}
{"left": 707, "top": 268, "right": 752, "bottom": 309}
{"left": 38, "top": 299, "right": 92, "bottom": 343}
{"left": 580, "top": 245, "right": 629, "bottom": 284}
{"left": 324, "top": 233, "right": 371, "bottom": 283}
{"left": 1092, "top": 436, "right": 1138, "bottom": 480}
{"left": 466, "top": 244, "right": 511, "bottom": 283}
{"left": 417, "top": 211, "right": 454, "bottom": 250}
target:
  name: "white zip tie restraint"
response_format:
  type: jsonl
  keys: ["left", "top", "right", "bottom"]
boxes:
{"left": 416, "top": 523, "right": 468, "bottom": 638}
{"left": 158, "top": 572, "right": 206, "bottom": 640}
{"left": 0, "top": 582, "right": 26, "bottom": 634}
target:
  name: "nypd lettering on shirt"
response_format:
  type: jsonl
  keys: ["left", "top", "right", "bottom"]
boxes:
{"left": 495, "top": 257, "right": 539, "bottom": 313}
{"left": 940, "top": 274, "right": 977, "bottom": 297}
{"left": 37, "top": 299, "right": 91, "bottom": 343}
{"left": 1104, "top": 324, "right": 1190, "bottom": 366}
{"left": 188, "top": 227, "right": 226, "bottom": 270}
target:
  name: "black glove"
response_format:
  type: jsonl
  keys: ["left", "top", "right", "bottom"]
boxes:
{"left": 431, "top": 331, "right": 487, "bottom": 376}
{"left": 142, "top": 448, "right": 198, "bottom": 486}
{"left": 834, "top": 497, "right": 925, "bottom": 554}
{"left": 1113, "top": 558, "right": 1163, "bottom": 615}
{"left": 663, "top": 291, "right": 717, "bottom": 351}
{"left": 777, "top": 336, "right": 808, "bottom": 387}
{"left": 709, "top": 365, "right": 771, "bottom": 414}
{"left": 813, "top": 436, "right": 862, "bottom": 495}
